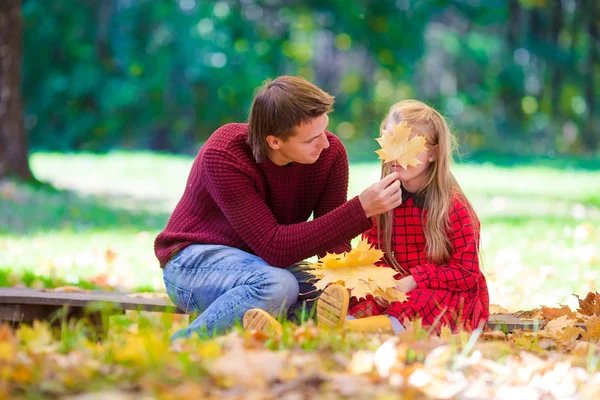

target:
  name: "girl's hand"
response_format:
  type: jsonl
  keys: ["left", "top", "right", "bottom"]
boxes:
{"left": 374, "top": 296, "right": 390, "bottom": 308}
{"left": 396, "top": 275, "right": 417, "bottom": 293}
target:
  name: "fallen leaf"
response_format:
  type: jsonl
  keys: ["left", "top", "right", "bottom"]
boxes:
{"left": 575, "top": 292, "right": 600, "bottom": 316}
{"left": 543, "top": 315, "right": 576, "bottom": 336}
{"left": 489, "top": 304, "right": 510, "bottom": 314}
{"left": 211, "top": 344, "right": 287, "bottom": 388}
{"left": 16, "top": 321, "right": 58, "bottom": 353}
{"left": 583, "top": 315, "right": 600, "bottom": 341}
{"left": 347, "top": 351, "right": 374, "bottom": 375}
{"left": 540, "top": 305, "right": 576, "bottom": 321}
{"left": 557, "top": 326, "right": 583, "bottom": 343}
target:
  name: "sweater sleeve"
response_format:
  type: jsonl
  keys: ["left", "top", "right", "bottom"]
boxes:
{"left": 203, "top": 149, "right": 372, "bottom": 267}
{"left": 410, "top": 200, "right": 481, "bottom": 292}
{"left": 314, "top": 141, "right": 352, "bottom": 254}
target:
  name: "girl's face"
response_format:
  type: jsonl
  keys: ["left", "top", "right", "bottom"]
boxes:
{"left": 385, "top": 123, "right": 434, "bottom": 192}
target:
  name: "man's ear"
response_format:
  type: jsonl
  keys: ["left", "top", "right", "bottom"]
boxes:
{"left": 266, "top": 135, "right": 281, "bottom": 150}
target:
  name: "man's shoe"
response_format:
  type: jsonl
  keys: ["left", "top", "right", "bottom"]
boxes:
{"left": 243, "top": 308, "right": 283, "bottom": 336}
{"left": 317, "top": 284, "right": 349, "bottom": 329}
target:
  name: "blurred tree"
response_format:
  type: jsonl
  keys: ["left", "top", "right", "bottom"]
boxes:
{"left": 11, "top": 0, "right": 600, "bottom": 157}
{"left": 582, "top": 0, "right": 598, "bottom": 150}
{"left": 0, "top": 0, "right": 35, "bottom": 181}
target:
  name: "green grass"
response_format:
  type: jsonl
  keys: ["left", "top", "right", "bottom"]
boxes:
{"left": 1, "top": 151, "right": 599, "bottom": 310}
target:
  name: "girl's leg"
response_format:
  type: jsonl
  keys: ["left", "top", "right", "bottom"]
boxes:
{"left": 316, "top": 284, "right": 349, "bottom": 329}
{"left": 344, "top": 316, "right": 394, "bottom": 334}
{"left": 316, "top": 284, "right": 398, "bottom": 334}
{"left": 163, "top": 244, "right": 299, "bottom": 339}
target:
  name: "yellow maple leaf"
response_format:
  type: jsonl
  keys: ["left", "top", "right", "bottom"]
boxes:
{"left": 542, "top": 315, "right": 577, "bottom": 336}
{"left": 16, "top": 321, "right": 58, "bottom": 353}
{"left": 375, "top": 121, "right": 428, "bottom": 169}
{"left": 309, "top": 239, "right": 408, "bottom": 303}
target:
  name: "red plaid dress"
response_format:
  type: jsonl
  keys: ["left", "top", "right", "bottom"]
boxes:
{"left": 349, "top": 192, "right": 490, "bottom": 333}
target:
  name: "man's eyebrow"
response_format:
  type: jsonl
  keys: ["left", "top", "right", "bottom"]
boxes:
{"left": 306, "top": 132, "right": 323, "bottom": 142}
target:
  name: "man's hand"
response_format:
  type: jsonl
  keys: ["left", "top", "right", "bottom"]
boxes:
{"left": 359, "top": 172, "right": 403, "bottom": 218}
{"left": 396, "top": 275, "right": 417, "bottom": 293}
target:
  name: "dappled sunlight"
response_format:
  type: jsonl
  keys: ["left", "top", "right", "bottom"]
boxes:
{"left": 1, "top": 153, "right": 599, "bottom": 310}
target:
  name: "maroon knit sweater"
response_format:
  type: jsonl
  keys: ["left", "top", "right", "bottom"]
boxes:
{"left": 154, "top": 123, "right": 372, "bottom": 268}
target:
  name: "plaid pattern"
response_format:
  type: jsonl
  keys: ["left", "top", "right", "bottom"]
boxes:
{"left": 349, "top": 194, "right": 490, "bottom": 333}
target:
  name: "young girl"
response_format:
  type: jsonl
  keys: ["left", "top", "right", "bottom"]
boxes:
{"left": 243, "top": 100, "right": 489, "bottom": 335}
{"left": 316, "top": 100, "right": 490, "bottom": 335}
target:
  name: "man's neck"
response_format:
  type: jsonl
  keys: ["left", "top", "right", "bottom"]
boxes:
{"left": 267, "top": 150, "right": 292, "bottom": 166}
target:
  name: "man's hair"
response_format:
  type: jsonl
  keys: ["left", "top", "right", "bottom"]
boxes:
{"left": 247, "top": 76, "right": 334, "bottom": 162}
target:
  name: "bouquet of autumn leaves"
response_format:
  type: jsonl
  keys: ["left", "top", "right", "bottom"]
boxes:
{"left": 308, "top": 121, "right": 428, "bottom": 302}
{"left": 308, "top": 239, "right": 408, "bottom": 303}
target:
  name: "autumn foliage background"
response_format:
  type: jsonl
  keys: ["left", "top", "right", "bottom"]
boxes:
{"left": 0, "top": 0, "right": 600, "bottom": 398}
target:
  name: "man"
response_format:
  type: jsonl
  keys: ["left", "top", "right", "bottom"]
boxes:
{"left": 155, "top": 76, "right": 402, "bottom": 339}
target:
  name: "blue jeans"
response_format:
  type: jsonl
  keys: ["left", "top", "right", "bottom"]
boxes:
{"left": 163, "top": 244, "right": 318, "bottom": 339}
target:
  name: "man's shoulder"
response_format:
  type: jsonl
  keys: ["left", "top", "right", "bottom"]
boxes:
{"left": 206, "top": 123, "right": 248, "bottom": 149}
{"left": 321, "top": 131, "right": 348, "bottom": 161}
{"left": 199, "top": 123, "right": 256, "bottom": 170}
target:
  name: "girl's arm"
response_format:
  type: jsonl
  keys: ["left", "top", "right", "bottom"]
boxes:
{"left": 410, "top": 200, "right": 481, "bottom": 292}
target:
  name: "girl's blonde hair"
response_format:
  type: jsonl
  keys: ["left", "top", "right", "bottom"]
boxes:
{"left": 375, "top": 100, "right": 479, "bottom": 273}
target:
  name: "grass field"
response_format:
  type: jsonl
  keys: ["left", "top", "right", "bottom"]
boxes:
{"left": 1, "top": 151, "right": 599, "bottom": 311}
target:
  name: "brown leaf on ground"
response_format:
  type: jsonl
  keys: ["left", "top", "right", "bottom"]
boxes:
{"left": 489, "top": 304, "right": 510, "bottom": 314}
{"left": 516, "top": 308, "right": 543, "bottom": 319}
{"left": 540, "top": 305, "right": 576, "bottom": 321}
{"left": 481, "top": 331, "right": 508, "bottom": 341}
{"left": 575, "top": 292, "right": 600, "bottom": 316}
{"left": 582, "top": 315, "right": 600, "bottom": 342}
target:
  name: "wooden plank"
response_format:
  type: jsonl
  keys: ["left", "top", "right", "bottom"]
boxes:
{"left": 0, "top": 287, "right": 184, "bottom": 314}
{"left": 486, "top": 313, "right": 547, "bottom": 332}
{"left": 0, "top": 303, "right": 58, "bottom": 322}
{"left": 0, "top": 288, "right": 585, "bottom": 334}
{"left": 487, "top": 313, "right": 586, "bottom": 332}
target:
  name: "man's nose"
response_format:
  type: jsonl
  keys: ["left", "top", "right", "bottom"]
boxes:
{"left": 321, "top": 134, "right": 330, "bottom": 149}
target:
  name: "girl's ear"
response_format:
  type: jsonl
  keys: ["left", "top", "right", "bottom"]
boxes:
{"left": 266, "top": 135, "right": 281, "bottom": 150}
{"left": 428, "top": 144, "right": 439, "bottom": 162}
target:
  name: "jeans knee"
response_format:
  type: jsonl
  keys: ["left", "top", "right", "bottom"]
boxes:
{"left": 257, "top": 267, "right": 299, "bottom": 312}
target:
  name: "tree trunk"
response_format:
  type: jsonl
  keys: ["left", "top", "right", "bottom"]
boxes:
{"left": 582, "top": 0, "right": 598, "bottom": 151}
{"left": 0, "top": 0, "right": 34, "bottom": 181}
{"left": 550, "top": 0, "right": 563, "bottom": 116}
{"left": 507, "top": 0, "right": 521, "bottom": 49}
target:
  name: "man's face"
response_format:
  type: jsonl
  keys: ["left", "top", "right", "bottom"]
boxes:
{"left": 268, "top": 113, "right": 331, "bottom": 165}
